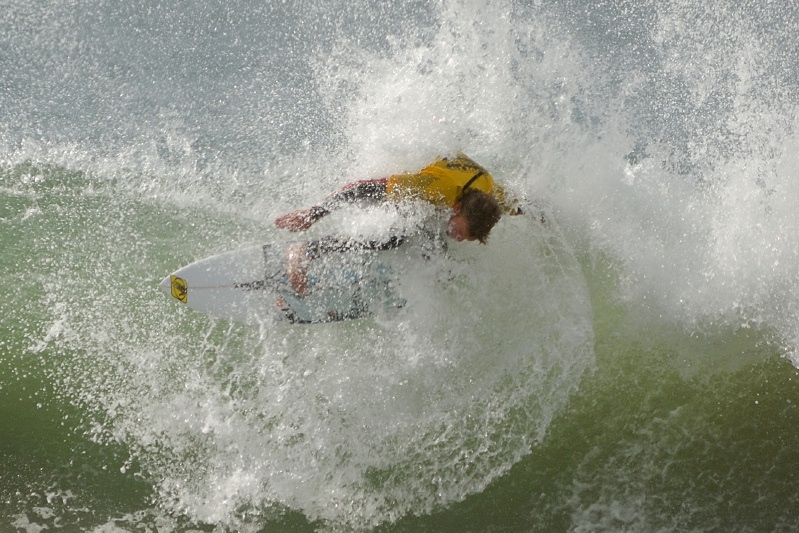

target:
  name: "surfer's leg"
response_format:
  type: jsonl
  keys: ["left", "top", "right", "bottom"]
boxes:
{"left": 286, "top": 243, "right": 310, "bottom": 295}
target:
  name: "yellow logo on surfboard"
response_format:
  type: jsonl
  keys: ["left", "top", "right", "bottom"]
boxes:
{"left": 170, "top": 275, "right": 188, "bottom": 303}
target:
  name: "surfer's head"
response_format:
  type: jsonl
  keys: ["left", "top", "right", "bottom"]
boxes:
{"left": 448, "top": 189, "right": 502, "bottom": 244}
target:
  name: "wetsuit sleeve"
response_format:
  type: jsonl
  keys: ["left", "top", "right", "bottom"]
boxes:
{"left": 305, "top": 235, "right": 405, "bottom": 258}
{"left": 308, "top": 178, "right": 388, "bottom": 222}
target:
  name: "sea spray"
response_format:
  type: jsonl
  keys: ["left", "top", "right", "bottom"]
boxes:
{"left": 29, "top": 180, "right": 593, "bottom": 529}
{"left": 4, "top": 0, "right": 799, "bottom": 531}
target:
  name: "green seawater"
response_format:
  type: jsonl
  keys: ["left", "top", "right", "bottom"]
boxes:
{"left": 2, "top": 164, "right": 798, "bottom": 532}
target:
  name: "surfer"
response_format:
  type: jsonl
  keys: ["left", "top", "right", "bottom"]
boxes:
{"left": 275, "top": 153, "right": 521, "bottom": 294}
{"left": 276, "top": 153, "right": 518, "bottom": 242}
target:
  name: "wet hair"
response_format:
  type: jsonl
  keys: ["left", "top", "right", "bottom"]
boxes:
{"left": 459, "top": 188, "right": 502, "bottom": 244}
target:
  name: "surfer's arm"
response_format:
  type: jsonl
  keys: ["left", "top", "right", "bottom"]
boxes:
{"left": 275, "top": 178, "right": 388, "bottom": 231}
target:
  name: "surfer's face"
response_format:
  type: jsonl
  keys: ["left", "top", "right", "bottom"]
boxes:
{"left": 447, "top": 212, "right": 475, "bottom": 242}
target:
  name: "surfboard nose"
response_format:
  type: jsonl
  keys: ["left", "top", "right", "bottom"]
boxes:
{"left": 158, "top": 275, "right": 171, "bottom": 295}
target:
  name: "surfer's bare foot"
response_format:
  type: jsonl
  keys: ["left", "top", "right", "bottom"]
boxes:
{"left": 286, "top": 243, "right": 309, "bottom": 296}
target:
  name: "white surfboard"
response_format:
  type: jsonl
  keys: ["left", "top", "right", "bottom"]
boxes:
{"left": 159, "top": 241, "right": 406, "bottom": 324}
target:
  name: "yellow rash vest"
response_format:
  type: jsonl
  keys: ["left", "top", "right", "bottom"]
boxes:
{"left": 386, "top": 153, "right": 518, "bottom": 213}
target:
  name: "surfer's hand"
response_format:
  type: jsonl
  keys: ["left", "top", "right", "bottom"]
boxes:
{"left": 275, "top": 209, "right": 314, "bottom": 231}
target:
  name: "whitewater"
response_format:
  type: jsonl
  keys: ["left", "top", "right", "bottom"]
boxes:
{"left": 2, "top": 1, "right": 799, "bottom": 532}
